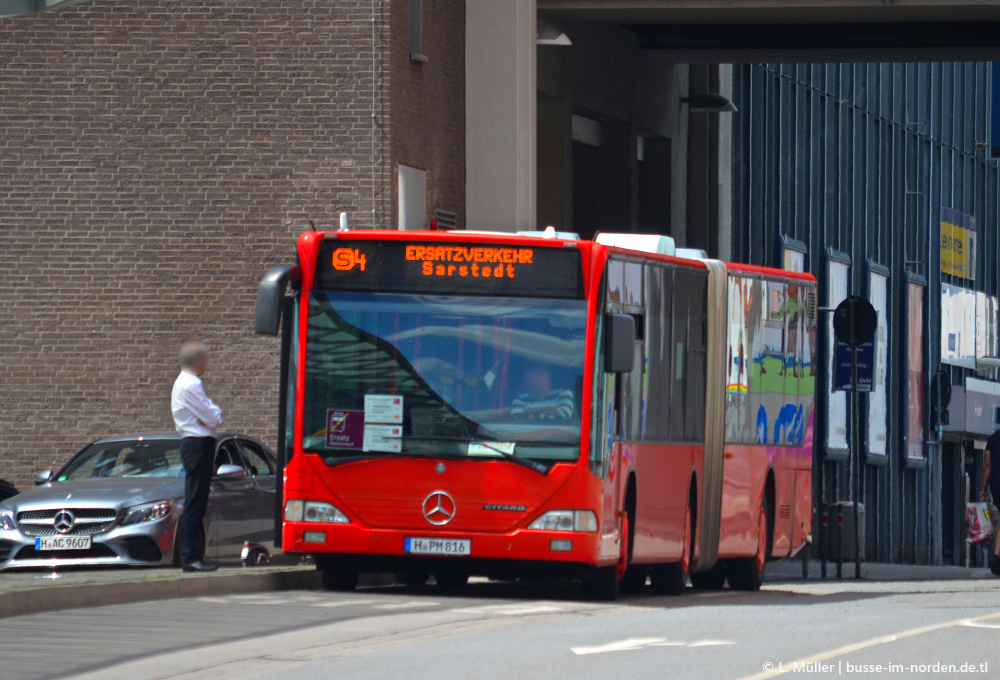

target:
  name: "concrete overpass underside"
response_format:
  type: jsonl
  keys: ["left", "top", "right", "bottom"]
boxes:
{"left": 539, "top": 1, "right": 1000, "bottom": 61}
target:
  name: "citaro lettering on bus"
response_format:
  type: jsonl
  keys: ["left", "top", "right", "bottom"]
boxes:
{"left": 407, "top": 244, "right": 532, "bottom": 280}
{"left": 332, "top": 247, "right": 367, "bottom": 272}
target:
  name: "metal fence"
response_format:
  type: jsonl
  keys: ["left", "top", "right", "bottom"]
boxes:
{"left": 732, "top": 62, "right": 1000, "bottom": 565}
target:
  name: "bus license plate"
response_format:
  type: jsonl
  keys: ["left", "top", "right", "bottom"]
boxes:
{"left": 405, "top": 538, "right": 471, "bottom": 556}
{"left": 35, "top": 535, "right": 92, "bottom": 551}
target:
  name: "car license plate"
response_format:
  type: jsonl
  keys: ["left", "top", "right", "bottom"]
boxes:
{"left": 35, "top": 535, "right": 92, "bottom": 551}
{"left": 405, "top": 538, "right": 471, "bottom": 556}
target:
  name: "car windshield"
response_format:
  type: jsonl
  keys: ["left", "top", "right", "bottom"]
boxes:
{"left": 57, "top": 440, "right": 185, "bottom": 480}
{"left": 303, "top": 292, "right": 588, "bottom": 463}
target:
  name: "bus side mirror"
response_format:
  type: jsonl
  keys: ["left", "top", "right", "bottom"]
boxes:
{"left": 605, "top": 314, "right": 635, "bottom": 374}
{"left": 255, "top": 265, "right": 300, "bottom": 336}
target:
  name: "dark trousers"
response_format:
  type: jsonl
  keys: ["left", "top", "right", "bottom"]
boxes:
{"left": 179, "top": 436, "right": 216, "bottom": 565}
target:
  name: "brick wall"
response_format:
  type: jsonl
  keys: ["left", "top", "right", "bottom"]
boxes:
{"left": 390, "top": 0, "right": 465, "bottom": 228}
{"left": 0, "top": 0, "right": 423, "bottom": 488}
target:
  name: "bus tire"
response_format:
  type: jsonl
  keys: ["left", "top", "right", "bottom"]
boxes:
{"left": 619, "top": 566, "right": 647, "bottom": 593}
{"left": 651, "top": 502, "right": 693, "bottom": 596}
{"left": 316, "top": 557, "right": 359, "bottom": 591}
{"left": 729, "top": 495, "right": 770, "bottom": 591}
{"left": 582, "top": 566, "right": 619, "bottom": 601}
{"left": 690, "top": 563, "right": 727, "bottom": 589}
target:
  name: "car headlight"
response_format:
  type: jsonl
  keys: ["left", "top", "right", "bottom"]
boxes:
{"left": 528, "top": 510, "right": 598, "bottom": 532}
{"left": 0, "top": 508, "right": 15, "bottom": 531}
{"left": 284, "top": 500, "right": 349, "bottom": 524}
{"left": 120, "top": 500, "right": 173, "bottom": 526}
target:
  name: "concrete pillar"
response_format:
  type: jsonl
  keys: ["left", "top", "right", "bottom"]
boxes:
{"left": 466, "top": 0, "right": 537, "bottom": 232}
{"left": 717, "top": 64, "right": 733, "bottom": 262}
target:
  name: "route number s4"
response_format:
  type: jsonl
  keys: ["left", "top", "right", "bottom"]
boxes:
{"left": 332, "top": 248, "right": 367, "bottom": 272}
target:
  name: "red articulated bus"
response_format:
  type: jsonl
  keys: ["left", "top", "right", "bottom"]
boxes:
{"left": 255, "top": 228, "right": 816, "bottom": 599}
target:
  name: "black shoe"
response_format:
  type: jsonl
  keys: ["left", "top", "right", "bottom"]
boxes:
{"left": 989, "top": 555, "right": 1000, "bottom": 576}
{"left": 182, "top": 561, "right": 218, "bottom": 573}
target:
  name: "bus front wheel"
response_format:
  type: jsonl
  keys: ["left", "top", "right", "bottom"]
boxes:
{"left": 582, "top": 566, "right": 619, "bottom": 601}
{"left": 316, "top": 557, "right": 359, "bottom": 591}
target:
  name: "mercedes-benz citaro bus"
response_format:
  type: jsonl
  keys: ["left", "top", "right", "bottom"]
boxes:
{"left": 254, "top": 226, "right": 816, "bottom": 599}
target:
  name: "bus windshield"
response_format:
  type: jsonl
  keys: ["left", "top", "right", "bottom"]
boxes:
{"left": 302, "top": 292, "right": 588, "bottom": 463}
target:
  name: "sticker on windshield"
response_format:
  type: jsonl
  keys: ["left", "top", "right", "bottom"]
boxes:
{"left": 468, "top": 442, "right": 516, "bottom": 458}
{"left": 363, "top": 424, "right": 403, "bottom": 453}
{"left": 364, "top": 394, "right": 404, "bottom": 424}
{"left": 326, "top": 409, "right": 364, "bottom": 449}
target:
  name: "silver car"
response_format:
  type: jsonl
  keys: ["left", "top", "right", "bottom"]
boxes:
{"left": 0, "top": 433, "right": 278, "bottom": 570}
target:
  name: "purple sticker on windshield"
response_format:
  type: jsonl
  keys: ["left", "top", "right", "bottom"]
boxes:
{"left": 326, "top": 409, "right": 364, "bottom": 449}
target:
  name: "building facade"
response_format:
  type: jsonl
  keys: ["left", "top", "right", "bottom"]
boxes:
{"left": 732, "top": 62, "right": 1000, "bottom": 566}
{"left": 0, "top": 0, "right": 464, "bottom": 488}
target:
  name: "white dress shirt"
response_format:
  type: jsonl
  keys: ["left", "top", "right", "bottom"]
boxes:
{"left": 171, "top": 370, "right": 222, "bottom": 438}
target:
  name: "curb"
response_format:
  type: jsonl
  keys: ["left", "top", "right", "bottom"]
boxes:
{"left": 0, "top": 568, "right": 321, "bottom": 620}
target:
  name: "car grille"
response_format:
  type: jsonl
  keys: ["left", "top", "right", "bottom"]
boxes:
{"left": 0, "top": 540, "right": 16, "bottom": 562}
{"left": 16, "top": 508, "right": 118, "bottom": 537}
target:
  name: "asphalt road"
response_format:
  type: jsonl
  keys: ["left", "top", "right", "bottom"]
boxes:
{"left": 5, "top": 576, "right": 1000, "bottom": 680}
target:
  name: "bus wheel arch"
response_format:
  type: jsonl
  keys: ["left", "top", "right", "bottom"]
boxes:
{"left": 650, "top": 473, "right": 697, "bottom": 596}
{"left": 729, "top": 474, "right": 773, "bottom": 591}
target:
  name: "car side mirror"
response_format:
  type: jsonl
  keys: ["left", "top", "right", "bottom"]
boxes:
{"left": 605, "top": 313, "right": 636, "bottom": 374}
{"left": 35, "top": 470, "right": 53, "bottom": 486}
{"left": 215, "top": 464, "right": 247, "bottom": 480}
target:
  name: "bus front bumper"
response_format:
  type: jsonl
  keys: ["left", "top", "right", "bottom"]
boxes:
{"left": 283, "top": 522, "right": 607, "bottom": 570}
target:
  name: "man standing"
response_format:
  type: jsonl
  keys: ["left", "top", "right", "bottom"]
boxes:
{"left": 981, "top": 427, "right": 1000, "bottom": 575}
{"left": 171, "top": 340, "right": 222, "bottom": 572}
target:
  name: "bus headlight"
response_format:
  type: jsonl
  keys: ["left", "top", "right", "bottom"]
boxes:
{"left": 284, "top": 500, "right": 349, "bottom": 524}
{"left": 528, "top": 510, "right": 598, "bottom": 532}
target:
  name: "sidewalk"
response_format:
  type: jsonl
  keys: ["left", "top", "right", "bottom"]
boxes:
{"left": 0, "top": 564, "right": 320, "bottom": 619}
{"left": 767, "top": 557, "right": 995, "bottom": 581}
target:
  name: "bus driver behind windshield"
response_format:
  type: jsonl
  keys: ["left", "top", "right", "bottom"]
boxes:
{"left": 510, "top": 364, "right": 574, "bottom": 421}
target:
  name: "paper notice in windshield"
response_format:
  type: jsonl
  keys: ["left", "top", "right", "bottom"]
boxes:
{"left": 467, "top": 442, "right": 516, "bottom": 458}
{"left": 326, "top": 410, "right": 364, "bottom": 449}
{"left": 363, "top": 424, "right": 403, "bottom": 453}
{"left": 364, "top": 394, "right": 403, "bottom": 424}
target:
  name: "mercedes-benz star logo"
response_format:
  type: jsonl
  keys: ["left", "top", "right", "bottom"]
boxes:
{"left": 421, "top": 491, "right": 456, "bottom": 526}
{"left": 53, "top": 509, "right": 75, "bottom": 534}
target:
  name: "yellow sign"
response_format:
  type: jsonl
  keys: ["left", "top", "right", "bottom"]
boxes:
{"left": 940, "top": 208, "right": 976, "bottom": 280}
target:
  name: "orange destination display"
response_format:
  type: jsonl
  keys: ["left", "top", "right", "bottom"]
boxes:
{"left": 314, "top": 239, "right": 584, "bottom": 298}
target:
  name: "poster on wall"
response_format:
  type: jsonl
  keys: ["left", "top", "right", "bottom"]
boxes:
{"left": 941, "top": 283, "right": 978, "bottom": 368}
{"left": 976, "top": 292, "right": 999, "bottom": 376}
{"left": 826, "top": 253, "right": 849, "bottom": 454}
{"left": 782, "top": 235, "right": 807, "bottom": 273}
{"left": 867, "top": 264, "right": 889, "bottom": 460}
{"left": 906, "top": 277, "right": 926, "bottom": 464}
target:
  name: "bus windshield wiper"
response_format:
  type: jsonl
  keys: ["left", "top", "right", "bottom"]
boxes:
{"left": 404, "top": 436, "right": 548, "bottom": 475}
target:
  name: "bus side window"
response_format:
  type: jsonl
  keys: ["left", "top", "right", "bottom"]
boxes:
{"left": 644, "top": 265, "right": 667, "bottom": 441}
{"left": 668, "top": 269, "right": 687, "bottom": 438}
{"left": 673, "top": 268, "right": 707, "bottom": 442}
